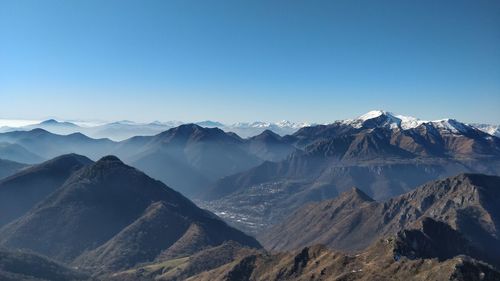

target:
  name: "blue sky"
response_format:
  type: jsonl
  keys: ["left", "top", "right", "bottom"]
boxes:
{"left": 1, "top": 0, "right": 499, "bottom": 124}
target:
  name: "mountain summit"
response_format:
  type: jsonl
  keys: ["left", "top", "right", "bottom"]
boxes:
{"left": 0, "top": 155, "right": 260, "bottom": 273}
{"left": 261, "top": 173, "right": 500, "bottom": 267}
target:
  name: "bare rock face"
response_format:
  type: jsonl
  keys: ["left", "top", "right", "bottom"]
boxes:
{"left": 203, "top": 115, "right": 500, "bottom": 233}
{"left": 189, "top": 241, "right": 500, "bottom": 281}
{"left": 260, "top": 173, "right": 500, "bottom": 267}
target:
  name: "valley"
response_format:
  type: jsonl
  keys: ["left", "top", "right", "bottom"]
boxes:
{"left": 0, "top": 110, "right": 499, "bottom": 280}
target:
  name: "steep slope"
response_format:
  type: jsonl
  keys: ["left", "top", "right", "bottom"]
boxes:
{"left": 260, "top": 174, "right": 500, "bottom": 266}
{"left": 147, "top": 189, "right": 500, "bottom": 281}
{"left": 0, "top": 154, "right": 92, "bottom": 227}
{"left": 189, "top": 242, "right": 500, "bottom": 281}
{"left": 202, "top": 111, "right": 500, "bottom": 232}
{"left": 108, "top": 241, "right": 259, "bottom": 281}
{"left": 0, "top": 248, "right": 89, "bottom": 281}
{"left": 287, "top": 111, "right": 500, "bottom": 156}
{"left": 246, "top": 130, "right": 296, "bottom": 162}
{"left": 0, "top": 158, "right": 27, "bottom": 180}
{"left": 202, "top": 148, "right": 497, "bottom": 233}
{"left": 472, "top": 123, "right": 500, "bottom": 138}
{"left": 0, "top": 155, "right": 260, "bottom": 274}
{"left": 0, "top": 129, "right": 116, "bottom": 160}
{"left": 0, "top": 142, "right": 44, "bottom": 164}
{"left": 114, "top": 124, "right": 263, "bottom": 196}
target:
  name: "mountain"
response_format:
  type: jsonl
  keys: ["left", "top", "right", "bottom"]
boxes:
{"left": 196, "top": 120, "right": 225, "bottom": 127}
{"left": 0, "top": 129, "right": 116, "bottom": 160}
{"left": 192, "top": 174, "right": 500, "bottom": 280}
{"left": 1, "top": 119, "right": 181, "bottom": 141}
{"left": 201, "top": 111, "right": 500, "bottom": 232}
{"left": 223, "top": 120, "right": 310, "bottom": 138}
{"left": 1, "top": 118, "right": 311, "bottom": 139}
{"left": 246, "top": 130, "right": 297, "bottom": 162}
{"left": 0, "top": 124, "right": 296, "bottom": 198}
{"left": 472, "top": 123, "right": 500, "bottom": 138}
{"left": 260, "top": 174, "right": 500, "bottom": 267}
{"left": 0, "top": 154, "right": 92, "bottom": 227}
{"left": 189, "top": 242, "right": 500, "bottom": 281}
{"left": 115, "top": 124, "right": 264, "bottom": 197}
{"left": 0, "top": 158, "right": 27, "bottom": 180}
{"left": 0, "top": 248, "right": 89, "bottom": 281}
{"left": 0, "top": 142, "right": 45, "bottom": 164}
{"left": 108, "top": 241, "right": 259, "bottom": 281}
{"left": 288, "top": 110, "right": 500, "bottom": 152}
{"left": 0, "top": 155, "right": 260, "bottom": 275}
{"left": 15, "top": 119, "right": 84, "bottom": 136}
{"left": 86, "top": 120, "right": 181, "bottom": 141}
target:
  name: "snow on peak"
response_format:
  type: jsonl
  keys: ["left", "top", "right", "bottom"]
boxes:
{"left": 472, "top": 123, "right": 500, "bottom": 138}
{"left": 430, "top": 119, "right": 470, "bottom": 134}
{"left": 343, "top": 110, "right": 425, "bottom": 130}
{"left": 395, "top": 114, "right": 425, "bottom": 130}
{"left": 357, "top": 110, "right": 390, "bottom": 121}
{"left": 340, "top": 110, "right": 484, "bottom": 135}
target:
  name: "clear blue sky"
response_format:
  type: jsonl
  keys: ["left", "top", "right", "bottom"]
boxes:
{"left": 1, "top": 0, "right": 499, "bottom": 124}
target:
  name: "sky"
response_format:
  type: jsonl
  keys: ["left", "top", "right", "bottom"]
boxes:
{"left": 1, "top": 0, "right": 499, "bottom": 124}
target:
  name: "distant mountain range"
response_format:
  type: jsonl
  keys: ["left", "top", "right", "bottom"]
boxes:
{"left": 0, "top": 124, "right": 297, "bottom": 197}
{"left": 472, "top": 123, "right": 500, "bottom": 138}
{"left": 0, "top": 110, "right": 499, "bottom": 201}
{"left": 0, "top": 118, "right": 312, "bottom": 140}
{"left": 1, "top": 112, "right": 498, "bottom": 140}
{"left": 0, "top": 112, "right": 499, "bottom": 280}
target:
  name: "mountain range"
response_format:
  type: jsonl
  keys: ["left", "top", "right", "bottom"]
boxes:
{"left": 0, "top": 123, "right": 296, "bottom": 197}
{"left": 1, "top": 112, "right": 498, "bottom": 140}
{"left": 0, "top": 158, "right": 26, "bottom": 180}
{"left": 200, "top": 111, "right": 500, "bottom": 233}
{"left": 0, "top": 117, "right": 499, "bottom": 280}
{"left": 0, "top": 110, "right": 499, "bottom": 228}
{"left": 260, "top": 174, "right": 500, "bottom": 267}
{"left": 0, "top": 118, "right": 311, "bottom": 140}
{"left": 110, "top": 174, "right": 500, "bottom": 281}
{"left": 0, "top": 154, "right": 260, "bottom": 279}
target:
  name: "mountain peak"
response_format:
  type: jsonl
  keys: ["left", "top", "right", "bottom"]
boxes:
{"left": 252, "top": 129, "right": 281, "bottom": 140}
{"left": 176, "top": 123, "right": 203, "bottom": 131}
{"left": 96, "top": 155, "right": 123, "bottom": 164}
{"left": 430, "top": 118, "right": 471, "bottom": 134}
{"left": 196, "top": 120, "right": 224, "bottom": 127}
{"left": 40, "top": 119, "right": 59, "bottom": 124}
{"left": 341, "top": 110, "right": 425, "bottom": 130}
{"left": 28, "top": 128, "right": 51, "bottom": 134}
{"left": 340, "top": 187, "right": 374, "bottom": 203}
{"left": 357, "top": 110, "right": 393, "bottom": 121}
{"left": 39, "top": 119, "right": 78, "bottom": 127}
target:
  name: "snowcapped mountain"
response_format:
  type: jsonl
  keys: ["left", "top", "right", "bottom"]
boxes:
{"left": 341, "top": 110, "right": 424, "bottom": 129}
{"left": 471, "top": 123, "right": 500, "bottom": 138}
{"left": 0, "top": 112, "right": 497, "bottom": 141}
{"left": 340, "top": 110, "right": 493, "bottom": 137}
{"left": 223, "top": 120, "right": 311, "bottom": 137}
